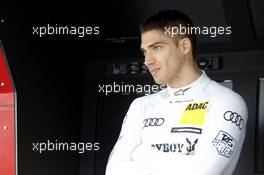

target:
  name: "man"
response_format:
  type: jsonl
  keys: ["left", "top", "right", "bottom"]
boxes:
{"left": 106, "top": 9, "right": 248, "bottom": 175}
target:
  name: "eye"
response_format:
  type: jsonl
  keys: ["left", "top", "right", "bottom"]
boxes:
{"left": 153, "top": 45, "right": 161, "bottom": 51}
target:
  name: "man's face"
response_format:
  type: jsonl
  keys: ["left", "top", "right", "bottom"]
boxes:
{"left": 140, "top": 29, "right": 185, "bottom": 85}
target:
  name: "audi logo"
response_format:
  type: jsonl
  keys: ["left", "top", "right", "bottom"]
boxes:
{"left": 223, "top": 111, "right": 244, "bottom": 130}
{"left": 142, "top": 118, "right": 165, "bottom": 128}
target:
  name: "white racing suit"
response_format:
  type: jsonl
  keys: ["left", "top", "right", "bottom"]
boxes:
{"left": 105, "top": 71, "right": 248, "bottom": 175}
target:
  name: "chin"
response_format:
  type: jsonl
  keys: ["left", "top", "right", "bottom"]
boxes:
{"left": 153, "top": 77, "right": 165, "bottom": 85}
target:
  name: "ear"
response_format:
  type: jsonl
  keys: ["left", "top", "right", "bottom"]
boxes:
{"left": 179, "top": 38, "right": 192, "bottom": 55}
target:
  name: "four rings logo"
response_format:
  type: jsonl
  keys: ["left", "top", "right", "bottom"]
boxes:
{"left": 142, "top": 118, "right": 165, "bottom": 128}
{"left": 223, "top": 111, "right": 244, "bottom": 130}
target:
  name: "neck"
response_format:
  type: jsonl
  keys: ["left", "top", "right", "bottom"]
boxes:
{"left": 168, "top": 58, "right": 202, "bottom": 88}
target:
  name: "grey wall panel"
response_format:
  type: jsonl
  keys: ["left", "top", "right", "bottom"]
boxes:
{"left": 257, "top": 78, "right": 264, "bottom": 172}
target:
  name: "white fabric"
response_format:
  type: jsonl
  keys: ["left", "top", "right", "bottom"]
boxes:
{"left": 105, "top": 71, "right": 248, "bottom": 175}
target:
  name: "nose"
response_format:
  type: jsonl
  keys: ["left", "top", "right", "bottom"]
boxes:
{"left": 144, "top": 52, "right": 155, "bottom": 67}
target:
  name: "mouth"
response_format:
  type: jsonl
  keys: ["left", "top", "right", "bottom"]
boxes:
{"left": 150, "top": 68, "right": 160, "bottom": 76}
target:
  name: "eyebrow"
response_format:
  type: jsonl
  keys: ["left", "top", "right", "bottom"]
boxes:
{"left": 140, "top": 41, "right": 166, "bottom": 52}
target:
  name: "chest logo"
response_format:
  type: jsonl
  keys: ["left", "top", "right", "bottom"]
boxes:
{"left": 174, "top": 87, "right": 191, "bottom": 96}
{"left": 150, "top": 138, "right": 198, "bottom": 154}
{"left": 142, "top": 118, "right": 165, "bottom": 128}
{"left": 178, "top": 101, "right": 209, "bottom": 126}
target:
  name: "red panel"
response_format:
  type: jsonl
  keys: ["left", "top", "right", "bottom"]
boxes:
{"left": 0, "top": 47, "right": 14, "bottom": 106}
{"left": 0, "top": 106, "right": 15, "bottom": 175}
{"left": 0, "top": 45, "right": 16, "bottom": 175}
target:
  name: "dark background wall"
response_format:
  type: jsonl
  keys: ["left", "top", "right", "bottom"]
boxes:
{"left": 0, "top": 0, "right": 264, "bottom": 175}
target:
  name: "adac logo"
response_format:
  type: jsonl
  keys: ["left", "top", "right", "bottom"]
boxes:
{"left": 185, "top": 101, "right": 208, "bottom": 111}
{"left": 178, "top": 101, "right": 209, "bottom": 126}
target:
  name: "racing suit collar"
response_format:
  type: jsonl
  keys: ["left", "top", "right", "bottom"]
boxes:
{"left": 166, "top": 70, "right": 211, "bottom": 98}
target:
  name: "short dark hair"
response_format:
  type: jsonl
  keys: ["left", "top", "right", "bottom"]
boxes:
{"left": 139, "top": 9, "right": 197, "bottom": 57}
